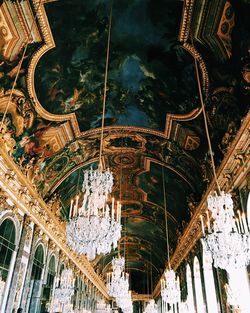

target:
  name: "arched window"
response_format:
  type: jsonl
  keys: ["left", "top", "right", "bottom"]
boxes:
{"left": 28, "top": 244, "right": 44, "bottom": 313}
{"left": 202, "top": 243, "right": 219, "bottom": 313}
{"left": 0, "top": 219, "right": 16, "bottom": 306}
{"left": 193, "top": 257, "right": 205, "bottom": 313}
{"left": 40, "top": 255, "right": 56, "bottom": 313}
{"left": 186, "top": 264, "right": 195, "bottom": 313}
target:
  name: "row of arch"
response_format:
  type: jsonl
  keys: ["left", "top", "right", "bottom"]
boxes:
{"left": 0, "top": 211, "right": 100, "bottom": 313}
{"left": 0, "top": 216, "right": 56, "bottom": 312}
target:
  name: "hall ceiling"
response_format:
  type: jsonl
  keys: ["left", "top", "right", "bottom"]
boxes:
{"left": 0, "top": 0, "right": 249, "bottom": 294}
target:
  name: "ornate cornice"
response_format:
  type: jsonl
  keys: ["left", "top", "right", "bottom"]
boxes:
{"left": 0, "top": 141, "right": 109, "bottom": 299}
{"left": 153, "top": 111, "right": 250, "bottom": 297}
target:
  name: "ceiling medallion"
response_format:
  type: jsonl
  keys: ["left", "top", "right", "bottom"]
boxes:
{"left": 202, "top": 191, "right": 250, "bottom": 271}
{"left": 66, "top": 167, "right": 122, "bottom": 260}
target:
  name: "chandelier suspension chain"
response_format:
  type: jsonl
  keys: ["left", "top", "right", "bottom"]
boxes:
{"left": 193, "top": 43, "right": 221, "bottom": 195}
{"left": 118, "top": 133, "right": 124, "bottom": 257}
{"left": 162, "top": 166, "right": 170, "bottom": 269}
{"left": 99, "top": 6, "right": 113, "bottom": 169}
{"left": 0, "top": 0, "right": 43, "bottom": 132}
{"left": 150, "top": 247, "right": 153, "bottom": 295}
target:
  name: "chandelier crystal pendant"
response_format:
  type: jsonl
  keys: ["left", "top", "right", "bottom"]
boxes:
{"left": 66, "top": 168, "right": 122, "bottom": 260}
{"left": 201, "top": 191, "right": 250, "bottom": 271}
{"left": 161, "top": 269, "right": 180, "bottom": 306}
{"left": 96, "top": 299, "right": 112, "bottom": 313}
{"left": 106, "top": 257, "right": 129, "bottom": 298}
{"left": 49, "top": 298, "right": 61, "bottom": 313}
{"left": 143, "top": 299, "right": 158, "bottom": 313}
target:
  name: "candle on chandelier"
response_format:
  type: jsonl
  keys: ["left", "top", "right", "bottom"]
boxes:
{"left": 235, "top": 218, "right": 240, "bottom": 233}
{"left": 118, "top": 202, "right": 121, "bottom": 223}
{"left": 237, "top": 210, "right": 245, "bottom": 233}
{"left": 74, "top": 195, "right": 79, "bottom": 217}
{"left": 112, "top": 197, "right": 115, "bottom": 220}
{"left": 200, "top": 215, "right": 205, "bottom": 235}
{"left": 69, "top": 199, "right": 73, "bottom": 218}
{"left": 241, "top": 212, "right": 249, "bottom": 233}
{"left": 107, "top": 272, "right": 111, "bottom": 284}
{"left": 126, "top": 272, "right": 129, "bottom": 281}
{"left": 117, "top": 201, "right": 120, "bottom": 221}
{"left": 75, "top": 195, "right": 79, "bottom": 209}
{"left": 237, "top": 217, "right": 243, "bottom": 233}
{"left": 206, "top": 210, "right": 210, "bottom": 232}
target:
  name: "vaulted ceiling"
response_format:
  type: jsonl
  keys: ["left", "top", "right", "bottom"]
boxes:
{"left": 0, "top": 0, "right": 249, "bottom": 294}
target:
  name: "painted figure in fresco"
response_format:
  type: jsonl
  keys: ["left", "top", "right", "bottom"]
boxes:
{"left": 13, "top": 123, "right": 53, "bottom": 161}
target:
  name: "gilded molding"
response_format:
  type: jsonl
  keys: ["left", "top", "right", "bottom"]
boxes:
{"left": 153, "top": 111, "right": 250, "bottom": 297}
{"left": 179, "top": 0, "right": 195, "bottom": 43}
{"left": 0, "top": 142, "right": 109, "bottom": 299}
{"left": 182, "top": 42, "right": 209, "bottom": 97}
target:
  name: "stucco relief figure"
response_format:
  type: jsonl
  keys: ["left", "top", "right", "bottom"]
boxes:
{"left": 0, "top": 89, "right": 35, "bottom": 137}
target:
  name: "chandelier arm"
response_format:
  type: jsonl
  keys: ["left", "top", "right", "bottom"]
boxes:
{"left": 99, "top": 6, "right": 113, "bottom": 170}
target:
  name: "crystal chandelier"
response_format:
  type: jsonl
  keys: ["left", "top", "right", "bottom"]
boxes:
{"left": 143, "top": 299, "right": 157, "bottom": 313}
{"left": 66, "top": 7, "right": 122, "bottom": 261}
{"left": 106, "top": 257, "right": 133, "bottom": 313}
{"left": 116, "top": 290, "right": 133, "bottom": 313}
{"left": 106, "top": 257, "right": 129, "bottom": 298}
{"left": 52, "top": 268, "right": 75, "bottom": 309}
{"left": 161, "top": 269, "right": 180, "bottom": 306}
{"left": 201, "top": 191, "right": 250, "bottom": 271}
{"left": 66, "top": 168, "right": 122, "bottom": 260}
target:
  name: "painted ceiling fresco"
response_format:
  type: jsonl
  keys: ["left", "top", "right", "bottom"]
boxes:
{"left": 0, "top": 0, "right": 249, "bottom": 295}
{"left": 35, "top": 0, "right": 199, "bottom": 132}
